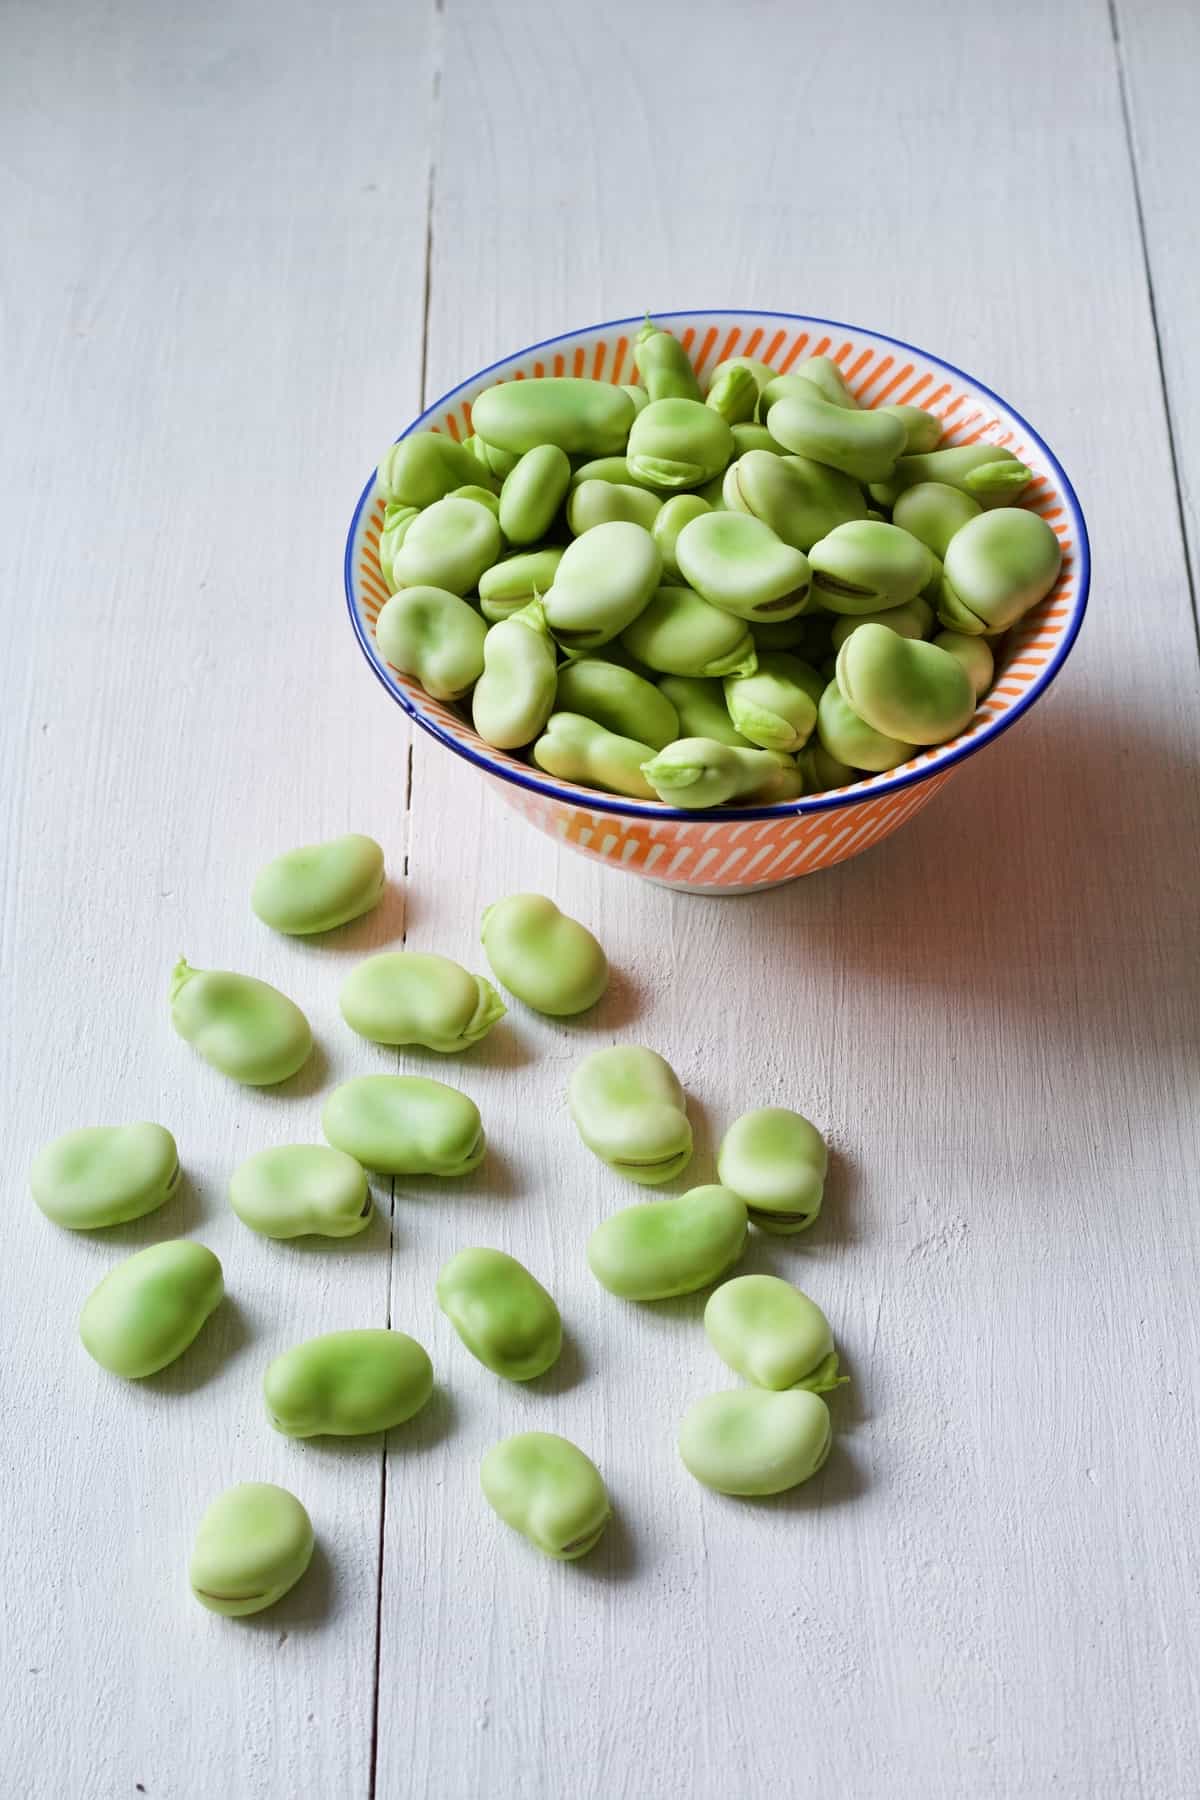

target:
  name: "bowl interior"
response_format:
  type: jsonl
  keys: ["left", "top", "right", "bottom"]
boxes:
{"left": 345, "top": 310, "right": 1088, "bottom": 820}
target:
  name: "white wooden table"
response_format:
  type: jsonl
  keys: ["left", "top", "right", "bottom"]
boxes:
{"left": 4, "top": 3, "right": 1199, "bottom": 1795}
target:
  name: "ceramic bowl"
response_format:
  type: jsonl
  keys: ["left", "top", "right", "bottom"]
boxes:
{"left": 345, "top": 310, "right": 1089, "bottom": 894}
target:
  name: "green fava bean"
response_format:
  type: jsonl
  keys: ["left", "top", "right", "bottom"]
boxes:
{"left": 437, "top": 1247, "right": 562, "bottom": 1380}
{"left": 378, "top": 431, "right": 493, "bottom": 508}
{"left": 940, "top": 506, "right": 1063, "bottom": 634}
{"left": 829, "top": 596, "right": 934, "bottom": 650}
{"left": 473, "top": 378, "right": 635, "bottom": 456}
{"left": 817, "top": 679, "right": 915, "bottom": 773}
{"left": 79, "top": 1239, "right": 223, "bottom": 1378}
{"left": 543, "top": 521, "right": 662, "bottom": 649}
{"left": 463, "top": 432, "right": 518, "bottom": 480}
{"left": 31, "top": 1122, "right": 180, "bottom": 1230}
{"left": 723, "top": 451, "right": 867, "bottom": 553}
{"left": 723, "top": 652, "right": 820, "bottom": 752}
{"left": 704, "top": 1275, "right": 846, "bottom": 1392}
{"left": 554, "top": 657, "right": 678, "bottom": 750}
{"left": 626, "top": 398, "right": 734, "bottom": 491}
{"left": 656, "top": 675, "right": 753, "bottom": 748}
{"left": 251, "top": 832, "right": 385, "bottom": 935}
{"left": 763, "top": 357, "right": 859, "bottom": 412}
{"left": 498, "top": 444, "right": 571, "bottom": 545}
{"left": 378, "top": 503, "right": 419, "bottom": 592}
{"left": 477, "top": 547, "right": 565, "bottom": 623}
{"left": 808, "top": 519, "right": 933, "bottom": 613}
{"left": 481, "top": 1431, "right": 611, "bottom": 1560}
{"left": 481, "top": 892, "right": 608, "bottom": 1017}
{"left": 170, "top": 959, "right": 311, "bottom": 1086}
{"left": 767, "top": 389, "right": 905, "bottom": 484}
{"left": 837, "top": 624, "right": 975, "bottom": 745}
{"left": 587, "top": 1185, "right": 747, "bottom": 1300}
{"left": 229, "top": 1144, "right": 371, "bottom": 1240}
{"left": 621, "top": 383, "right": 650, "bottom": 415}
{"left": 567, "top": 479, "right": 662, "bottom": 535}
{"left": 634, "top": 318, "right": 702, "bottom": 402}
{"left": 569, "top": 1045, "right": 692, "bottom": 1184}
{"left": 449, "top": 483, "right": 502, "bottom": 518}
{"left": 933, "top": 629, "right": 994, "bottom": 698}
{"left": 678, "top": 1389, "right": 832, "bottom": 1495}
{"left": 264, "top": 1328, "right": 433, "bottom": 1437}
{"left": 796, "top": 741, "right": 855, "bottom": 792}
{"left": 705, "top": 362, "right": 759, "bottom": 424}
{"left": 533, "top": 712, "right": 657, "bottom": 799}
{"left": 878, "top": 403, "right": 942, "bottom": 452}
{"left": 390, "top": 496, "right": 502, "bottom": 596}
{"left": 718, "top": 1106, "right": 827, "bottom": 1234}
{"left": 892, "top": 481, "right": 982, "bottom": 558}
{"left": 621, "top": 585, "right": 757, "bottom": 678}
{"left": 652, "top": 493, "right": 711, "bottom": 579}
{"left": 377, "top": 585, "right": 487, "bottom": 701}
{"left": 323, "top": 1074, "right": 485, "bottom": 1176}
{"left": 641, "top": 738, "right": 788, "bottom": 808}
{"left": 340, "top": 951, "right": 504, "bottom": 1052}
{"left": 876, "top": 443, "right": 1033, "bottom": 507}
{"left": 189, "top": 1482, "right": 314, "bottom": 1617}
{"left": 676, "top": 511, "right": 812, "bottom": 622}
{"left": 471, "top": 598, "right": 558, "bottom": 749}
{"left": 730, "top": 421, "right": 786, "bottom": 456}
{"left": 568, "top": 456, "right": 663, "bottom": 492}
{"left": 708, "top": 355, "right": 775, "bottom": 400}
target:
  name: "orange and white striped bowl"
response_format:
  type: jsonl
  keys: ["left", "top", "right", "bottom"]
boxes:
{"left": 345, "top": 311, "right": 1089, "bottom": 894}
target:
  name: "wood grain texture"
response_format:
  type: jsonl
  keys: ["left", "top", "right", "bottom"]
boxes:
{"left": 2, "top": 1, "right": 1199, "bottom": 1797}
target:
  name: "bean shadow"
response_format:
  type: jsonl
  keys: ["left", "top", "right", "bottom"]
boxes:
{"left": 707, "top": 1439, "right": 868, "bottom": 1518}
{"left": 235, "top": 1540, "right": 336, "bottom": 1635}
{"left": 283, "top": 879, "right": 409, "bottom": 957}
{"left": 141, "top": 1295, "right": 250, "bottom": 1397}
{"left": 524, "top": 1327, "right": 585, "bottom": 1398}
{"left": 571, "top": 1501, "right": 639, "bottom": 1586}
{"left": 386, "top": 1383, "right": 457, "bottom": 1459}
{"left": 397, "top": 1143, "right": 520, "bottom": 1206}
{"left": 60, "top": 1169, "right": 207, "bottom": 1264}
{"left": 280, "top": 1193, "right": 395, "bottom": 1260}
{"left": 271, "top": 1038, "right": 331, "bottom": 1102}
{"left": 542, "top": 963, "right": 644, "bottom": 1036}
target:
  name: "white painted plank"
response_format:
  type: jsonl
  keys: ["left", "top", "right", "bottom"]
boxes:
{"left": 378, "top": 3, "right": 1200, "bottom": 1800}
{"left": 0, "top": 2, "right": 432, "bottom": 1795}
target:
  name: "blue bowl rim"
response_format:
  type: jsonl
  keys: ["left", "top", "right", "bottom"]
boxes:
{"left": 344, "top": 308, "right": 1091, "bottom": 822}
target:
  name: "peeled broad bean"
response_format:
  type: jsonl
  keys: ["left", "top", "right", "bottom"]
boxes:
{"left": 389, "top": 496, "right": 502, "bottom": 596}
{"left": 229, "top": 1144, "right": 371, "bottom": 1240}
{"left": 543, "top": 521, "right": 662, "bottom": 649}
{"left": 377, "top": 584, "right": 487, "bottom": 700}
{"left": 554, "top": 657, "right": 678, "bottom": 750}
{"left": 808, "top": 519, "right": 933, "bottom": 613}
{"left": 251, "top": 833, "right": 385, "bottom": 935}
{"left": 567, "top": 478, "right": 662, "bottom": 535}
{"left": 766, "top": 389, "right": 906, "bottom": 483}
{"left": 656, "top": 675, "right": 753, "bottom": 748}
{"left": 829, "top": 596, "right": 934, "bottom": 650}
{"left": 378, "top": 503, "right": 419, "bottom": 592}
{"left": 934, "top": 629, "right": 994, "bottom": 698}
{"left": 875, "top": 443, "right": 1033, "bottom": 507}
{"left": 678, "top": 1389, "right": 832, "bottom": 1495}
{"left": 437, "top": 1247, "right": 562, "bottom": 1380}
{"left": 621, "top": 586, "right": 757, "bottom": 678}
{"left": 587, "top": 1185, "right": 747, "bottom": 1300}
{"left": 676, "top": 511, "right": 812, "bottom": 622}
{"left": 652, "top": 493, "right": 711, "bottom": 578}
{"left": 189, "top": 1482, "right": 314, "bottom": 1617}
{"left": 463, "top": 432, "right": 518, "bottom": 480}
{"left": 378, "top": 432, "right": 492, "bottom": 508}
{"left": 730, "top": 421, "right": 786, "bottom": 457}
{"left": 892, "top": 481, "right": 982, "bottom": 557}
{"left": 796, "top": 740, "right": 854, "bottom": 792}
{"left": 704, "top": 1275, "right": 845, "bottom": 1391}
{"left": 626, "top": 398, "right": 734, "bottom": 491}
{"left": 569, "top": 1045, "right": 692, "bottom": 1184}
{"left": 322, "top": 1074, "right": 485, "bottom": 1176}
{"left": 707, "top": 355, "right": 775, "bottom": 402}
{"left": 339, "top": 951, "right": 504, "bottom": 1052}
{"left": 79, "top": 1240, "right": 223, "bottom": 1378}
{"left": 939, "top": 506, "right": 1063, "bottom": 634}
{"left": 878, "top": 403, "right": 942, "bottom": 452}
{"left": 568, "top": 456, "right": 663, "bottom": 492}
{"left": 481, "top": 892, "right": 608, "bottom": 1016}
{"left": 816, "top": 679, "right": 914, "bottom": 773}
{"left": 264, "top": 1328, "right": 433, "bottom": 1437}
{"left": 170, "top": 959, "right": 312, "bottom": 1086}
{"left": 723, "top": 652, "right": 820, "bottom": 752}
{"left": 473, "top": 378, "right": 634, "bottom": 456}
{"left": 449, "top": 483, "right": 502, "bottom": 517}
{"left": 481, "top": 1431, "right": 611, "bottom": 1560}
{"left": 497, "top": 443, "right": 571, "bottom": 544}
{"left": 621, "top": 383, "right": 650, "bottom": 415}
{"left": 478, "top": 547, "right": 565, "bottom": 623}
{"left": 837, "top": 624, "right": 975, "bottom": 745}
{"left": 724, "top": 450, "right": 866, "bottom": 552}
{"left": 641, "top": 737, "right": 789, "bottom": 808}
{"left": 718, "top": 1106, "right": 827, "bottom": 1234}
{"left": 635, "top": 319, "right": 702, "bottom": 403}
{"left": 31, "top": 1122, "right": 179, "bottom": 1230}
{"left": 533, "top": 712, "right": 657, "bottom": 799}
{"left": 471, "top": 598, "right": 558, "bottom": 749}
{"left": 704, "top": 362, "right": 759, "bottom": 424}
